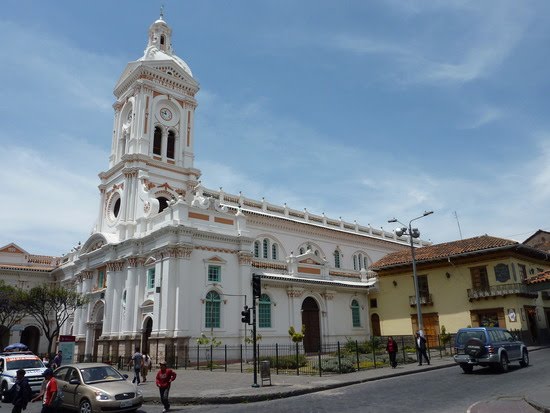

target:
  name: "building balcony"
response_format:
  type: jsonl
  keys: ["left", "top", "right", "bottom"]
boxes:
{"left": 467, "top": 283, "right": 538, "bottom": 301}
{"left": 409, "top": 294, "right": 433, "bottom": 306}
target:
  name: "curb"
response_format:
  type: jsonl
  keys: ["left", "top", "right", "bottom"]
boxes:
{"left": 143, "top": 362, "right": 456, "bottom": 405}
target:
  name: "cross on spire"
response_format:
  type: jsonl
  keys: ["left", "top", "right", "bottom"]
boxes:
{"left": 160, "top": 4, "right": 164, "bottom": 20}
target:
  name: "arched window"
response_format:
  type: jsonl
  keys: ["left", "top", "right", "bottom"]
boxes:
{"left": 353, "top": 255, "right": 358, "bottom": 271}
{"left": 363, "top": 257, "right": 368, "bottom": 270}
{"left": 299, "top": 247, "right": 305, "bottom": 255}
{"left": 153, "top": 127, "right": 162, "bottom": 155}
{"left": 262, "top": 239, "right": 269, "bottom": 259}
{"left": 166, "top": 130, "right": 175, "bottom": 159}
{"left": 351, "top": 299, "right": 361, "bottom": 327}
{"left": 358, "top": 253, "right": 363, "bottom": 269}
{"left": 157, "top": 196, "right": 169, "bottom": 213}
{"left": 254, "top": 241, "right": 260, "bottom": 258}
{"left": 314, "top": 250, "right": 319, "bottom": 256}
{"left": 160, "top": 35, "right": 165, "bottom": 46}
{"left": 205, "top": 291, "right": 221, "bottom": 328}
{"left": 271, "top": 243, "right": 278, "bottom": 260}
{"left": 258, "top": 294, "right": 271, "bottom": 328}
{"left": 334, "top": 250, "right": 341, "bottom": 268}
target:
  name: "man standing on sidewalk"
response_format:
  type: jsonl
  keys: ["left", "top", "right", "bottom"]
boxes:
{"left": 415, "top": 331, "right": 430, "bottom": 366}
{"left": 156, "top": 361, "right": 177, "bottom": 413}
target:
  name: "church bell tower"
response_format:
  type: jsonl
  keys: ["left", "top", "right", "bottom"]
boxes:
{"left": 95, "top": 13, "right": 201, "bottom": 241}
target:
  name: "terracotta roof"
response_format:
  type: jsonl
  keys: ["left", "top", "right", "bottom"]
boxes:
{"left": 526, "top": 270, "right": 550, "bottom": 285}
{"left": 371, "top": 235, "right": 518, "bottom": 270}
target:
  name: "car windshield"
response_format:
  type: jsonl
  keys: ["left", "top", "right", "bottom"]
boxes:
{"left": 6, "top": 358, "right": 45, "bottom": 370}
{"left": 80, "top": 366, "right": 124, "bottom": 384}
{"left": 456, "top": 330, "right": 487, "bottom": 345}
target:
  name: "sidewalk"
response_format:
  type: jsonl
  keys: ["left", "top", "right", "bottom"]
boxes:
{"left": 135, "top": 346, "right": 549, "bottom": 411}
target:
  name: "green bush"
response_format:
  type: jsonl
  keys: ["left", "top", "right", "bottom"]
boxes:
{"left": 321, "top": 357, "right": 356, "bottom": 373}
{"left": 263, "top": 354, "right": 307, "bottom": 369}
{"left": 343, "top": 337, "right": 381, "bottom": 354}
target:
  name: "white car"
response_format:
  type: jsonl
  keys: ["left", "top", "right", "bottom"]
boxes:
{"left": 0, "top": 351, "right": 47, "bottom": 402}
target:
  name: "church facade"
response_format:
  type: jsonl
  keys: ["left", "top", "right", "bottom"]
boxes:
{"left": 50, "top": 15, "right": 424, "bottom": 363}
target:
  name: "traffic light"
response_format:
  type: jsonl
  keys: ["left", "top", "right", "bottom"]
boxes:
{"left": 252, "top": 274, "right": 261, "bottom": 298}
{"left": 241, "top": 306, "right": 251, "bottom": 324}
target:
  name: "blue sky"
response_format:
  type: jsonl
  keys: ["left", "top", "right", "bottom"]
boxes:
{"left": 1, "top": 0, "right": 549, "bottom": 256}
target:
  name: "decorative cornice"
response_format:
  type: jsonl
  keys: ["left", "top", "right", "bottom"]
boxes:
{"left": 286, "top": 288, "right": 304, "bottom": 298}
{"left": 238, "top": 251, "right": 253, "bottom": 265}
{"left": 106, "top": 261, "right": 125, "bottom": 272}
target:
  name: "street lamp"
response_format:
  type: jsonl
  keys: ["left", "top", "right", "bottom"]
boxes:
{"left": 388, "top": 211, "right": 433, "bottom": 334}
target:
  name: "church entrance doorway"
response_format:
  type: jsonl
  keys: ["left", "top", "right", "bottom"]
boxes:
{"left": 301, "top": 297, "right": 321, "bottom": 353}
{"left": 142, "top": 317, "right": 153, "bottom": 353}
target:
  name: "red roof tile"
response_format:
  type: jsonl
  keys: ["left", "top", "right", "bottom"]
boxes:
{"left": 526, "top": 270, "right": 550, "bottom": 285}
{"left": 371, "top": 235, "right": 518, "bottom": 270}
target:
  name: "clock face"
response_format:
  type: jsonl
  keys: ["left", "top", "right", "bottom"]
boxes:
{"left": 160, "top": 108, "right": 173, "bottom": 121}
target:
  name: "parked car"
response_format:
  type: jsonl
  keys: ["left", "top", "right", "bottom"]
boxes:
{"left": 0, "top": 350, "right": 47, "bottom": 402}
{"left": 53, "top": 363, "right": 142, "bottom": 412}
{"left": 453, "top": 327, "right": 529, "bottom": 373}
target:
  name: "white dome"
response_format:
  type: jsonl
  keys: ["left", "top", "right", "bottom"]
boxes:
{"left": 139, "top": 46, "right": 193, "bottom": 77}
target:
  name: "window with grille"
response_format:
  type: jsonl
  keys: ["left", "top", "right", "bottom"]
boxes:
{"left": 258, "top": 294, "right": 271, "bottom": 328}
{"left": 205, "top": 291, "right": 221, "bottom": 328}
{"left": 208, "top": 265, "right": 221, "bottom": 282}
{"left": 271, "top": 243, "right": 278, "bottom": 260}
{"left": 334, "top": 250, "right": 341, "bottom": 268}
{"left": 254, "top": 241, "right": 260, "bottom": 258}
{"left": 351, "top": 299, "right": 361, "bottom": 327}
{"left": 263, "top": 239, "right": 269, "bottom": 259}
{"left": 147, "top": 268, "right": 155, "bottom": 290}
{"left": 470, "top": 266, "right": 489, "bottom": 290}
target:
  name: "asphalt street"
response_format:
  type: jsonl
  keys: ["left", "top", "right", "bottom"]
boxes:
{"left": 10, "top": 349, "right": 549, "bottom": 413}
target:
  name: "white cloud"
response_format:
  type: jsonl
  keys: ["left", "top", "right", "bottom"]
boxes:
{"left": 324, "top": 1, "right": 531, "bottom": 85}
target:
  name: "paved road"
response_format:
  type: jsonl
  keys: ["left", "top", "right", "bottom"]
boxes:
{"left": 10, "top": 349, "right": 549, "bottom": 413}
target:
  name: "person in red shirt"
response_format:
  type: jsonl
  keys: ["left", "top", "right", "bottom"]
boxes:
{"left": 386, "top": 336, "right": 398, "bottom": 368}
{"left": 31, "top": 368, "right": 58, "bottom": 413}
{"left": 156, "top": 361, "right": 177, "bottom": 412}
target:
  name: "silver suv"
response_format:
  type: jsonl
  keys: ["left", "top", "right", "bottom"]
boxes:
{"left": 453, "top": 327, "right": 529, "bottom": 373}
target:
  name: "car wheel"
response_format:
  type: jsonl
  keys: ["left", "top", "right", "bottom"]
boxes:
{"left": 519, "top": 349, "right": 529, "bottom": 367}
{"left": 460, "top": 363, "right": 473, "bottom": 374}
{"left": 464, "top": 338, "right": 485, "bottom": 358}
{"left": 499, "top": 354, "right": 509, "bottom": 373}
{"left": 0, "top": 381, "right": 11, "bottom": 403}
{"left": 79, "top": 398, "right": 93, "bottom": 413}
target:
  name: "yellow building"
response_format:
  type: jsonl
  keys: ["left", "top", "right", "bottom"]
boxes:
{"left": 369, "top": 235, "right": 550, "bottom": 346}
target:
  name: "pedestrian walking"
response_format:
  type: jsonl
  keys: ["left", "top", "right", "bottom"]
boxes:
{"left": 141, "top": 353, "right": 152, "bottom": 382}
{"left": 386, "top": 336, "right": 398, "bottom": 368}
{"left": 8, "top": 369, "right": 32, "bottom": 413}
{"left": 415, "top": 331, "right": 430, "bottom": 366}
{"left": 156, "top": 361, "right": 177, "bottom": 412}
{"left": 50, "top": 350, "right": 62, "bottom": 370}
{"left": 31, "top": 368, "right": 58, "bottom": 413}
{"left": 129, "top": 347, "right": 143, "bottom": 385}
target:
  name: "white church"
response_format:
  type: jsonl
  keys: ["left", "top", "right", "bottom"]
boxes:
{"left": 1, "top": 15, "right": 428, "bottom": 362}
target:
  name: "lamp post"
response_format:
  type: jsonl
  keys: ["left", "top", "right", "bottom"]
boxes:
{"left": 388, "top": 211, "right": 433, "bottom": 334}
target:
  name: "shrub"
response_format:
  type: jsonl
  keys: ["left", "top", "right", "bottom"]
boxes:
{"left": 321, "top": 357, "right": 356, "bottom": 373}
{"left": 343, "top": 337, "right": 381, "bottom": 354}
{"left": 263, "top": 354, "right": 307, "bottom": 369}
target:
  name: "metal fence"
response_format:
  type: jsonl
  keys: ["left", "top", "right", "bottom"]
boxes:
{"left": 77, "top": 333, "right": 460, "bottom": 377}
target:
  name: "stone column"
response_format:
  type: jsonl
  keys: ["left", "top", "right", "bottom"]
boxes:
{"left": 123, "top": 258, "right": 140, "bottom": 334}
{"left": 103, "top": 262, "right": 122, "bottom": 336}
{"left": 175, "top": 246, "right": 193, "bottom": 334}
{"left": 110, "top": 261, "right": 125, "bottom": 337}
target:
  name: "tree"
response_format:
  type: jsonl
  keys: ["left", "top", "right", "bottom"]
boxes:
{"left": 21, "top": 284, "right": 88, "bottom": 355}
{"left": 288, "top": 325, "right": 306, "bottom": 343}
{"left": 0, "top": 281, "right": 27, "bottom": 331}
